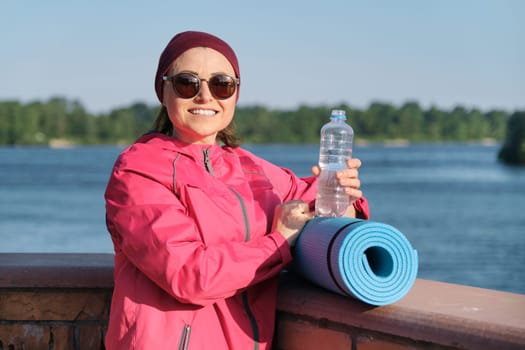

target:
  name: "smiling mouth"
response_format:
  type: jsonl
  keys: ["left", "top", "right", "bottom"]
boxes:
{"left": 189, "top": 109, "right": 217, "bottom": 116}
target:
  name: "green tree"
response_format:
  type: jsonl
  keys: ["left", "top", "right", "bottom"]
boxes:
{"left": 129, "top": 102, "right": 158, "bottom": 136}
{"left": 498, "top": 111, "right": 525, "bottom": 165}
{"left": 67, "top": 100, "right": 92, "bottom": 142}
{"left": 485, "top": 110, "right": 507, "bottom": 141}
{"left": 464, "top": 108, "right": 489, "bottom": 140}
{"left": 446, "top": 106, "right": 469, "bottom": 141}
{"left": 397, "top": 101, "right": 424, "bottom": 140}
{"left": 19, "top": 102, "right": 43, "bottom": 144}
{"left": 0, "top": 101, "right": 21, "bottom": 144}
{"left": 235, "top": 106, "right": 274, "bottom": 143}
{"left": 46, "top": 97, "right": 70, "bottom": 139}
{"left": 423, "top": 106, "right": 445, "bottom": 141}
{"left": 362, "top": 102, "right": 396, "bottom": 140}
{"left": 108, "top": 108, "right": 137, "bottom": 142}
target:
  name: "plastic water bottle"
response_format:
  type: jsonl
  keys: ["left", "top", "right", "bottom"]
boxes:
{"left": 315, "top": 109, "right": 354, "bottom": 217}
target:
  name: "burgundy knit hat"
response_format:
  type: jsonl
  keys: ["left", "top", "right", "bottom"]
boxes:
{"left": 154, "top": 31, "right": 240, "bottom": 103}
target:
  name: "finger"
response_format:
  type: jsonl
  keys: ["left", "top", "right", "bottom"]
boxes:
{"left": 284, "top": 199, "right": 305, "bottom": 206}
{"left": 284, "top": 200, "right": 307, "bottom": 213}
{"left": 340, "top": 178, "right": 361, "bottom": 189}
{"left": 292, "top": 209, "right": 315, "bottom": 223}
{"left": 346, "top": 158, "right": 362, "bottom": 169}
{"left": 344, "top": 188, "right": 362, "bottom": 201}
{"left": 293, "top": 201, "right": 311, "bottom": 214}
{"left": 311, "top": 165, "right": 320, "bottom": 176}
{"left": 336, "top": 168, "right": 359, "bottom": 180}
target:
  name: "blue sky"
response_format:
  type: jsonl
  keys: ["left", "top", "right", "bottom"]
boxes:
{"left": 1, "top": 0, "right": 524, "bottom": 114}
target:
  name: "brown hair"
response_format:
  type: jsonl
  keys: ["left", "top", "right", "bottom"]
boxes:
{"left": 152, "top": 106, "right": 241, "bottom": 148}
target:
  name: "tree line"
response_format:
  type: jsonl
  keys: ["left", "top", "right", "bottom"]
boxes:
{"left": 0, "top": 97, "right": 518, "bottom": 146}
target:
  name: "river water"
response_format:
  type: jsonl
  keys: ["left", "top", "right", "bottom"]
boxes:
{"left": 1, "top": 142, "right": 524, "bottom": 294}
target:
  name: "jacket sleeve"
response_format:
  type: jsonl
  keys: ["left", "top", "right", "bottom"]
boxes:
{"left": 249, "top": 155, "right": 318, "bottom": 205}
{"left": 353, "top": 196, "right": 370, "bottom": 220}
{"left": 252, "top": 156, "right": 370, "bottom": 220}
{"left": 105, "top": 156, "right": 293, "bottom": 307}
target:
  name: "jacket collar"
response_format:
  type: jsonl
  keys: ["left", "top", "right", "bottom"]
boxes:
{"left": 135, "top": 131, "right": 226, "bottom": 161}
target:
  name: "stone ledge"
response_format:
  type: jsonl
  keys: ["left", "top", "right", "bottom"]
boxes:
{"left": 0, "top": 253, "right": 114, "bottom": 288}
{"left": 277, "top": 272, "right": 525, "bottom": 350}
{"left": 1, "top": 253, "right": 524, "bottom": 350}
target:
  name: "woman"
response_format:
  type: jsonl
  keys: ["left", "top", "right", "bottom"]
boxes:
{"left": 104, "top": 30, "right": 369, "bottom": 349}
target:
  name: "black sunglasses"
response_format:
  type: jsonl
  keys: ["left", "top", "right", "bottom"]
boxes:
{"left": 163, "top": 72, "right": 240, "bottom": 100}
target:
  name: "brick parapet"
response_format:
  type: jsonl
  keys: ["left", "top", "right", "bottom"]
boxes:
{"left": 1, "top": 253, "right": 524, "bottom": 349}
{"left": 275, "top": 272, "right": 525, "bottom": 350}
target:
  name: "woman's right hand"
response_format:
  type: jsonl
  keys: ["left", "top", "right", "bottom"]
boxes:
{"left": 271, "top": 200, "right": 314, "bottom": 247}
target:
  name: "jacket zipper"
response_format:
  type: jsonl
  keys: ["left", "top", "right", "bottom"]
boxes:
{"left": 243, "top": 292, "right": 260, "bottom": 350}
{"left": 178, "top": 324, "right": 191, "bottom": 350}
{"left": 227, "top": 187, "right": 251, "bottom": 242}
{"left": 203, "top": 148, "right": 215, "bottom": 175}
{"left": 202, "top": 149, "right": 260, "bottom": 347}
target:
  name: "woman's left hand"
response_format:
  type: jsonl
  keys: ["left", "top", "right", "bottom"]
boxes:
{"left": 311, "top": 158, "right": 363, "bottom": 217}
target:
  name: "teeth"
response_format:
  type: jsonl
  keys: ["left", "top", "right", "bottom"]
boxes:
{"left": 190, "top": 109, "right": 216, "bottom": 116}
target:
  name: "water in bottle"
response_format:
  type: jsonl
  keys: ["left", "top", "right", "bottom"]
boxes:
{"left": 315, "top": 109, "right": 354, "bottom": 217}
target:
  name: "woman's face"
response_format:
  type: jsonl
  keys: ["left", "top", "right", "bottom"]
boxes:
{"left": 162, "top": 47, "right": 237, "bottom": 144}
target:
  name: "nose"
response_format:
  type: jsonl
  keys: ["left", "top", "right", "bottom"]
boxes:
{"left": 195, "top": 80, "right": 213, "bottom": 102}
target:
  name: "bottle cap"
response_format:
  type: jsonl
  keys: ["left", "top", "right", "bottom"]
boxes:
{"left": 330, "top": 109, "right": 346, "bottom": 120}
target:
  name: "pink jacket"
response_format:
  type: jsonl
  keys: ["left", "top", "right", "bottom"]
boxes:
{"left": 104, "top": 133, "right": 369, "bottom": 349}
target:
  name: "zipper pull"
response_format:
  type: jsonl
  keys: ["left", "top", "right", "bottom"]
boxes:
{"left": 178, "top": 324, "right": 191, "bottom": 350}
{"left": 203, "top": 148, "right": 215, "bottom": 175}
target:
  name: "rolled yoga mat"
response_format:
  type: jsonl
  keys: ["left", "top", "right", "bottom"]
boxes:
{"left": 294, "top": 217, "right": 418, "bottom": 306}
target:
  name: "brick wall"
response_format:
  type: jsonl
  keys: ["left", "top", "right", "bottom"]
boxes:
{"left": 0, "top": 254, "right": 113, "bottom": 350}
{"left": 1, "top": 253, "right": 524, "bottom": 350}
{"left": 0, "top": 288, "right": 111, "bottom": 349}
